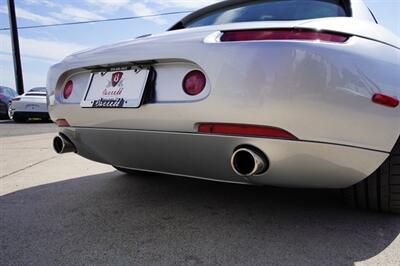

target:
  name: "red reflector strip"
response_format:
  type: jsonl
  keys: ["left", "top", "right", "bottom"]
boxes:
{"left": 55, "top": 119, "right": 70, "bottom": 127}
{"left": 372, "top": 93, "right": 399, "bottom": 108}
{"left": 198, "top": 123, "right": 298, "bottom": 140}
{"left": 221, "top": 29, "right": 349, "bottom": 43}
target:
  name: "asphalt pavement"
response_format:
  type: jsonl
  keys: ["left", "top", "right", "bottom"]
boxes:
{"left": 1, "top": 121, "right": 399, "bottom": 266}
{"left": 0, "top": 119, "right": 57, "bottom": 137}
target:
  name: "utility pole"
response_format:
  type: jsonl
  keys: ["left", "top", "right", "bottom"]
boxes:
{"left": 7, "top": 0, "right": 24, "bottom": 95}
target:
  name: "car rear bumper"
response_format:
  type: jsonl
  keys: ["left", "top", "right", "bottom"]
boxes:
{"left": 14, "top": 111, "right": 49, "bottom": 118}
{"left": 11, "top": 100, "right": 48, "bottom": 113}
{"left": 60, "top": 127, "right": 388, "bottom": 188}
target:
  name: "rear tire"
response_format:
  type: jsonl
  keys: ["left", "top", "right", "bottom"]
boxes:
{"left": 342, "top": 137, "right": 400, "bottom": 213}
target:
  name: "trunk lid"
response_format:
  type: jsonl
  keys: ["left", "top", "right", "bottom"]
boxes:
{"left": 64, "top": 18, "right": 398, "bottom": 66}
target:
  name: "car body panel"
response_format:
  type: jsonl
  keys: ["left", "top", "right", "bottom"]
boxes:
{"left": 47, "top": 0, "right": 400, "bottom": 187}
{"left": 60, "top": 126, "right": 388, "bottom": 188}
{"left": 48, "top": 34, "right": 400, "bottom": 152}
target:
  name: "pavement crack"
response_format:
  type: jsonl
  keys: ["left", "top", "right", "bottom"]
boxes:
{"left": 0, "top": 156, "right": 58, "bottom": 179}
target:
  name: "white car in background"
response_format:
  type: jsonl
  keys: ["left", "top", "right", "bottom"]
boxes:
{"left": 9, "top": 87, "right": 50, "bottom": 122}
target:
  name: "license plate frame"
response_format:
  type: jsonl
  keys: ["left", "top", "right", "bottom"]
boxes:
{"left": 81, "top": 66, "right": 150, "bottom": 108}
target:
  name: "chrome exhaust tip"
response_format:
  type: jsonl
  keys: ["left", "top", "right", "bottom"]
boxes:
{"left": 231, "top": 147, "right": 269, "bottom": 177}
{"left": 53, "top": 135, "right": 76, "bottom": 154}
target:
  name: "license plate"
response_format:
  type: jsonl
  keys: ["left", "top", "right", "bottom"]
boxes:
{"left": 25, "top": 104, "right": 39, "bottom": 110}
{"left": 81, "top": 67, "right": 150, "bottom": 108}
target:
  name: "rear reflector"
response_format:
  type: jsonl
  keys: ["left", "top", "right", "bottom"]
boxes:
{"left": 372, "top": 93, "right": 399, "bottom": 108}
{"left": 63, "top": 80, "right": 73, "bottom": 99}
{"left": 221, "top": 29, "right": 349, "bottom": 43}
{"left": 198, "top": 123, "right": 298, "bottom": 140}
{"left": 182, "top": 70, "right": 207, "bottom": 96}
{"left": 55, "top": 119, "right": 70, "bottom": 127}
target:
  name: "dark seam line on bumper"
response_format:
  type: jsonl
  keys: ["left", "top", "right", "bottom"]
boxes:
{"left": 299, "top": 140, "right": 389, "bottom": 154}
{"left": 66, "top": 126, "right": 390, "bottom": 154}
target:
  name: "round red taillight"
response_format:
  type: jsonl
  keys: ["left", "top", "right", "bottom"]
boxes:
{"left": 63, "top": 80, "right": 73, "bottom": 99}
{"left": 182, "top": 70, "right": 206, "bottom": 96}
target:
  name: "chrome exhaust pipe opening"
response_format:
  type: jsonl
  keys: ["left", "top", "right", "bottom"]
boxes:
{"left": 53, "top": 135, "right": 76, "bottom": 154}
{"left": 231, "top": 147, "right": 269, "bottom": 177}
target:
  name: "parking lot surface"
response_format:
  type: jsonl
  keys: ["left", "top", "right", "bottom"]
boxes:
{"left": 1, "top": 121, "right": 400, "bottom": 265}
{"left": 0, "top": 119, "right": 56, "bottom": 137}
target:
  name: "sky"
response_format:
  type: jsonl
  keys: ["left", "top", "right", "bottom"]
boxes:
{"left": 0, "top": 0, "right": 399, "bottom": 91}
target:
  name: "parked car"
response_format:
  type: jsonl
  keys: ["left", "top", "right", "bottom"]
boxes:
{"left": 9, "top": 87, "right": 50, "bottom": 122}
{"left": 48, "top": 0, "right": 400, "bottom": 213}
{"left": 0, "top": 86, "right": 18, "bottom": 119}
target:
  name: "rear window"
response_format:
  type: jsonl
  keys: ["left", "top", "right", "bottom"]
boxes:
{"left": 186, "top": 0, "right": 349, "bottom": 28}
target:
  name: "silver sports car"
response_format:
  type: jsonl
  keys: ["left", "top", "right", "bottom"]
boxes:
{"left": 47, "top": 0, "right": 400, "bottom": 213}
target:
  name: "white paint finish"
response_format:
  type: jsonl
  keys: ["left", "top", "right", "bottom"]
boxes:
{"left": 153, "top": 63, "right": 211, "bottom": 103}
{"left": 59, "top": 71, "right": 91, "bottom": 104}
{"left": 10, "top": 95, "right": 48, "bottom": 114}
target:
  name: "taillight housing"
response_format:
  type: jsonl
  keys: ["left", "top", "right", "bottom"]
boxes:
{"left": 63, "top": 80, "right": 73, "bottom": 99}
{"left": 220, "top": 29, "right": 349, "bottom": 43}
{"left": 55, "top": 119, "right": 70, "bottom": 127}
{"left": 182, "top": 70, "right": 206, "bottom": 96}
